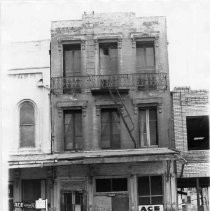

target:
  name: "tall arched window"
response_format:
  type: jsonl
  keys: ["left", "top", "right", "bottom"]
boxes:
{"left": 19, "top": 101, "right": 35, "bottom": 148}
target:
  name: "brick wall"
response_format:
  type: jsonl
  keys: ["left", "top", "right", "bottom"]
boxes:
{"left": 172, "top": 87, "right": 210, "bottom": 177}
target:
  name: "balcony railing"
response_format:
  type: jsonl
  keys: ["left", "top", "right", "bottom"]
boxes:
{"left": 51, "top": 73, "right": 167, "bottom": 93}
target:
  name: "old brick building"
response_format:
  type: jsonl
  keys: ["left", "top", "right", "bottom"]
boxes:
{"left": 49, "top": 12, "right": 177, "bottom": 211}
{"left": 8, "top": 12, "right": 178, "bottom": 211}
{"left": 172, "top": 87, "right": 210, "bottom": 211}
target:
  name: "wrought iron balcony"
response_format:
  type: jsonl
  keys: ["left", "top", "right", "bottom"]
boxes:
{"left": 51, "top": 73, "right": 167, "bottom": 94}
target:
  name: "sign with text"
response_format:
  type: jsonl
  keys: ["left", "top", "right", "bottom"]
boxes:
{"left": 139, "top": 205, "right": 164, "bottom": 211}
{"left": 14, "top": 202, "right": 35, "bottom": 209}
{"left": 35, "top": 198, "right": 47, "bottom": 209}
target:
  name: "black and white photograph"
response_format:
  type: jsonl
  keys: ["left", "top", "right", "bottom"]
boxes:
{"left": 1, "top": 0, "right": 210, "bottom": 211}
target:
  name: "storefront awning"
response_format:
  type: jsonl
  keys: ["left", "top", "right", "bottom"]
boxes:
{"left": 9, "top": 148, "right": 179, "bottom": 169}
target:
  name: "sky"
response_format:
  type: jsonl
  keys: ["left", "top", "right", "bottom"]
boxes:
{"left": 1, "top": 0, "right": 210, "bottom": 90}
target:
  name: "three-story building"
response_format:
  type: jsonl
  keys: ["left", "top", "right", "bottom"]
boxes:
{"left": 50, "top": 12, "right": 178, "bottom": 211}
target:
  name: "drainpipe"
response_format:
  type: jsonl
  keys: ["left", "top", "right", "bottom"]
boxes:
{"left": 49, "top": 42, "right": 54, "bottom": 154}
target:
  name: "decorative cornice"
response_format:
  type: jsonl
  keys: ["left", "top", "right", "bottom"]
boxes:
{"left": 57, "top": 100, "right": 88, "bottom": 117}
{"left": 93, "top": 33, "right": 123, "bottom": 41}
{"left": 133, "top": 97, "right": 163, "bottom": 114}
{"left": 131, "top": 32, "right": 159, "bottom": 48}
{"left": 57, "top": 35, "right": 86, "bottom": 51}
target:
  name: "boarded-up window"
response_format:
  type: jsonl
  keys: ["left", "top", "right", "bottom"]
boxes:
{"left": 22, "top": 180, "right": 42, "bottom": 211}
{"left": 99, "top": 42, "right": 118, "bottom": 75}
{"left": 186, "top": 116, "right": 209, "bottom": 150}
{"left": 20, "top": 102, "right": 35, "bottom": 148}
{"left": 101, "top": 109, "right": 120, "bottom": 149}
{"left": 138, "top": 176, "right": 163, "bottom": 205}
{"left": 139, "top": 107, "right": 157, "bottom": 147}
{"left": 64, "top": 110, "right": 83, "bottom": 150}
{"left": 63, "top": 44, "right": 81, "bottom": 77}
{"left": 95, "top": 178, "right": 128, "bottom": 211}
{"left": 136, "top": 42, "right": 155, "bottom": 71}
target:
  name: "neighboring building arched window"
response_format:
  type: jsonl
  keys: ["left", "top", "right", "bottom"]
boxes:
{"left": 19, "top": 101, "right": 35, "bottom": 148}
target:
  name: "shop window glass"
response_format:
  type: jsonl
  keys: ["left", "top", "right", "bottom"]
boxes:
{"left": 138, "top": 176, "right": 163, "bottom": 205}
{"left": 96, "top": 178, "right": 127, "bottom": 192}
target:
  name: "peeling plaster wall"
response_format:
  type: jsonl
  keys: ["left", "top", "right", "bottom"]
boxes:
{"left": 50, "top": 12, "right": 172, "bottom": 152}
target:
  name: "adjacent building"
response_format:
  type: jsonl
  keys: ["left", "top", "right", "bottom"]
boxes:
{"left": 172, "top": 87, "right": 210, "bottom": 211}
{"left": 5, "top": 40, "right": 51, "bottom": 211}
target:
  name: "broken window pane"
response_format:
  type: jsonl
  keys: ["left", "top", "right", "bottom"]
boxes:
{"left": 99, "top": 42, "right": 118, "bottom": 75}
{"left": 186, "top": 116, "right": 209, "bottom": 150}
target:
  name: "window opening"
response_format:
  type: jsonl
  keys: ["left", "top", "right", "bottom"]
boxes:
{"left": 22, "top": 180, "right": 42, "bottom": 211}
{"left": 64, "top": 110, "right": 83, "bottom": 150}
{"left": 139, "top": 107, "right": 158, "bottom": 147}
{"left": 138, "top": 176, "right": 163, "bottom": 205}
{"left": 62, "top": 191, "right": 85, "bottom": 211}
{"left": 99, "top": 42, "right": 118, "bottom": 75}
{"left": 186, "top": 115, "right": 209, "bottom": 150}
{"left": 96, "top": 178, "right": 128, "bottom": 193}
{"left": 136, "top": 42, "right": 155, "bottom": 72}
{"left": 63, "top": 44, "right": 81, "bottom": 77}
{"left": 20, "top": 102, "right": 35, "bottom": 148}
{"left": 101, "top": 108, "right": 120, "bottom": 149}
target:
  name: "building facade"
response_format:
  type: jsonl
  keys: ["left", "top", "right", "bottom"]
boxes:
{"left": 50, "top": 12, "right": 177, "bottom": 211}
{"left": 7, "top": 12, "right": 178, "bottom": 211}
{"left": 5, "top": 40, "right": 51, "bottom": 211}
{"left": 172, "top": 87, "right": 210, "bottom": 211}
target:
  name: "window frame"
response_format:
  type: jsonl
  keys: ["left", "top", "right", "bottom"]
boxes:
{"left": 94, "top": 176, "right": 129, "bottom": 195}
{"left": 63, "top": 42, "right": 82, "bottom": 77}
{"left": 100, "top": 107, "right": 121, "bottom": 149}
{"left": 21, "top": 179, "right": 45, "bottom": 211}
{"left": 136, "top": 41, "right": 156, "bottom": 72}
{"left": 137, "top": 175, "right": 164, "bottom": 206}
{"left": 19, "top": 101, "right": 36, "bottom": 148}
{"left": 63, "top": 109, "right": 83, "bottom": 151}
{"left": 138, "top": 106, "right": 158, "bottom": 147}
{"left": 186, "top": 115, "right": 209, "bottom": 150}
{"left": 98, "top": 40, "right": 119, "bottom": 75}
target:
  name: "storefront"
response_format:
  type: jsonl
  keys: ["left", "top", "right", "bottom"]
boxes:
{"left": 9, "top": 148, "right": 178, "bottom": 211}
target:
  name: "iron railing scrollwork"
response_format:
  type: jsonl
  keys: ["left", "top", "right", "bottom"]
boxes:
{"left": 51, "top": 73, "right": 167, "bottom": 93}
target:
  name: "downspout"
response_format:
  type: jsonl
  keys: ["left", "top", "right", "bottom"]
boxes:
{"left": 49, "top": 42, "right": 54, "bottom": 154}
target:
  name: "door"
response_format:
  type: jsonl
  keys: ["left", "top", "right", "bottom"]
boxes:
{"left": 61, "top": 191, "right": 85, "bottom": 211}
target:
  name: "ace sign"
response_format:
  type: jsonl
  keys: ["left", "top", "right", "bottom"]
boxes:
{"left": 139, "top": 205, "right": 163, "bottom": 211}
